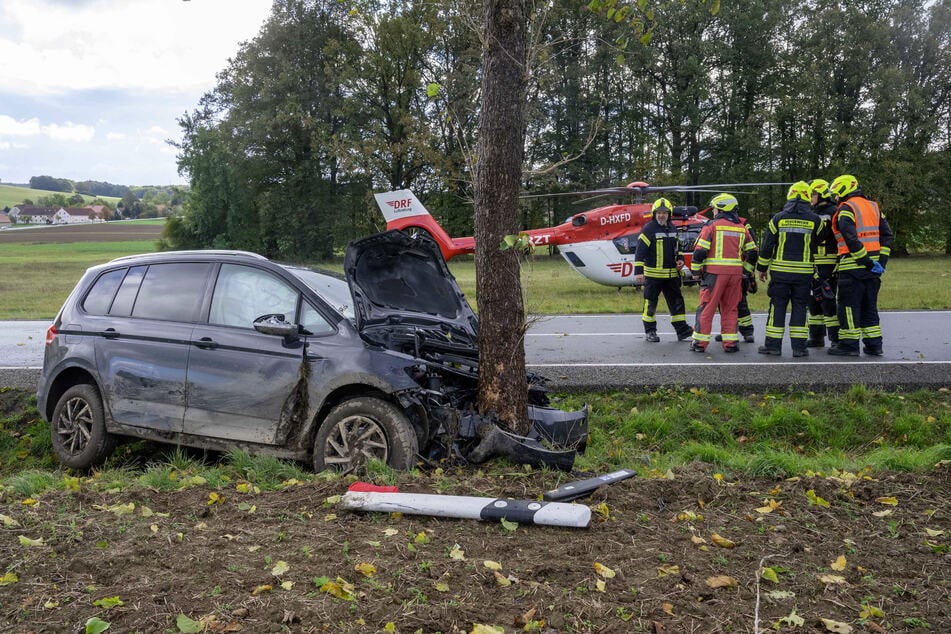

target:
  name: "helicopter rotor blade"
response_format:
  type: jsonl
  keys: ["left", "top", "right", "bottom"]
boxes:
{"left": 669, "top": 182, "right": 793, "bottom": 189}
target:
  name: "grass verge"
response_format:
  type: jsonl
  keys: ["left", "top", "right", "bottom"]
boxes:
{"left": 2, "top": 386, "right": 948, "bottom": 498}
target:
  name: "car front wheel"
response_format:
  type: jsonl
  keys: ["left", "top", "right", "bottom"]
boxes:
{"left": 313, "top": 397, "right": 418, "bottom": 472}
{"left": 50, "top": 384, "right": 116, "bottom": 470}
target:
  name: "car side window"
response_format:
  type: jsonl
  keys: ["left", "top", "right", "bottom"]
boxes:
{"left": 300, "top": 301, "right": 335, "bottom": 336}
{"left": 130, "top": 263, "right": 212, "bottom": 322}
{"left": 82, "top": 269, "right": 126, "bottom": 315}
{"left": 109, "top": 266, "right": 147, "bottom": 317}
{"left": 210, "top": 264, "right": 299, "bottom": 329}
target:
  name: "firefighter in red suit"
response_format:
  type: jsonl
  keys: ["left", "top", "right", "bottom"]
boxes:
{"left": 690, "top": 194, "right": 758, "bottom": 353}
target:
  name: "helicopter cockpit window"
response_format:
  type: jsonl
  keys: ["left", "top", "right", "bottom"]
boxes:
{"left": 571, "top": 214, "right": 587, "bottom": 227}
{"left": 613, "top": 234, "right": 640, "bottom": 254}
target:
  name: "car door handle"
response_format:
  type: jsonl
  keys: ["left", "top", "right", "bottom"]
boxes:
{"left": 194, "top": 337, "right": 218, "bottom": 350}
{"left": 101, "top": 328, "right": 120, "bottom": 339}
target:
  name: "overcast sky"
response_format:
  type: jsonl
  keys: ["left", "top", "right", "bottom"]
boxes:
{"left": 0, "top": 0, "right": 272, "bottom": 187}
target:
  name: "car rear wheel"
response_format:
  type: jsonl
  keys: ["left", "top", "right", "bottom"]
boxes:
{"left": 50, "top": 384, "right": 116, "bottom": 470}
{"left": 313, "top": 397, "right": 418, "bottom": 472}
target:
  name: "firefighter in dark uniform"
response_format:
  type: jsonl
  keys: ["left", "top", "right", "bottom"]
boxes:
{"left": 756, "top": 181, "right": 822, "bottom": 357}
{"left": 807, "top": 178, "right": 840, "bottom": 347}
{"left": 634, "top": 198, "right": 694, "bottom": 342}
{"left": 827, "top": 174, "right": 894, "bottom": 356}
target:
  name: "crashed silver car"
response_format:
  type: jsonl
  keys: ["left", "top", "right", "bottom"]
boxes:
{"left": 37, "top": 230, "right": 587, "bottom": 472}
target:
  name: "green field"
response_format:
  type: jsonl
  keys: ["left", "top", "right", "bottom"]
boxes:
{"left": 0, "top": 235, "right": 948, "bottom": 319}
{"left": 0, "top": 183, "right": 120, "bottom": 208}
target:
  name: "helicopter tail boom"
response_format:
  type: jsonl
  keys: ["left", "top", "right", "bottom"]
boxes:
{"left": 374, "top": 190, "right": 473, "bottom": 261}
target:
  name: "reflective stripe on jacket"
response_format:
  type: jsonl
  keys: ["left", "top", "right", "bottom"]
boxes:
{"left": 692, "top": 214, "right": 757, "bottom": 275}
{"left": 832, "top": 194, "right": 891, "bottom": 271}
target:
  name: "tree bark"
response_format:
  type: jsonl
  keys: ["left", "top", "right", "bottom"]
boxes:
{"left": 473, "top": 0, "right": 529, "bottom": 433}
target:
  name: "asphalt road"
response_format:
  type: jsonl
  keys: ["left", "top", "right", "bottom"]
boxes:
{"left": 2, "top": 312, "right": 950, "bottom": 392}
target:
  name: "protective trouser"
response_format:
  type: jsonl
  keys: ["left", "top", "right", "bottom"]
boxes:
{"left": 642, "top": 277, "right": 692, "bottom": 338}
{"left": 836, "top": 269, "right": 882, "bottom": 352}
{"left": 736, "top": 290, "right": 754, "bottom": 339}
{"left": 692, "top": 273, "right": 743, "bottom": 350}
{"left": 808, "top": 264, "right": 838, "bottom": 343}
{"left": 763, "top": 271, "right": 812, "bottom": 353}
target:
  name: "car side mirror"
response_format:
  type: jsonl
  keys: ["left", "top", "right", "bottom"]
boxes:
{"left": 253, "top": 314, "right": 299, "bottom": 338}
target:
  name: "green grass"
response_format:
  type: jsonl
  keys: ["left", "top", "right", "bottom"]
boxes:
{"left": 0, "top": 183, "right": 120, "bottom": 208}
{"left": 0, "top": 240, "right": 157, "bottom": 319}
{"left": 0, "top": 237, "right": 948, "bottom": 319}
{"left": 2, "top": 387, "right": 948, "bottom": 498}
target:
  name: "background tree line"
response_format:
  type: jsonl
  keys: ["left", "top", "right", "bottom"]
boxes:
{"left": 168, "top": 0, "right": 951, "bottom": 260}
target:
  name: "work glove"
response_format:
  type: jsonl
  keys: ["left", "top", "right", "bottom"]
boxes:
{"left": 870, "top": 262, "right": 885, "bottom": 276}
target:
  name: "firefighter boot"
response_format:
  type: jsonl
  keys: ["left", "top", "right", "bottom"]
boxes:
{"left": 828, "top": 343, "right": 860, "bottom": 357}
{"left": 740, "top": 327, "right": 755, "bottom": 344}
{"left": 807, "top": 324, "right": 825, "bottom": 348}
{"left": 645, "top": 331, "right": 660, "bottom": 343}
{"left": 757, "top": 338, "right": 782, "bottom": 356}
{"left": 689, "top": 341, "right": 707, "bottom": 353}
{"left": 792, "top": 342, "right": 809, "bottom": 358}
{"left": 676, "top": 325, "right": 694, "bottom": 341}
{"left": 863, "top": 343, "right": 884, "bottom": 357}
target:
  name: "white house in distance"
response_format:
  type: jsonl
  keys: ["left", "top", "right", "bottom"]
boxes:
{"left": 9, "top": 205, "right": 107, "bottom": 224}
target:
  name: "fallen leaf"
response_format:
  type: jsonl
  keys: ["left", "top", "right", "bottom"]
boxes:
{"left": 662, "top": 602, "right": 675, "bottom": 615}
{"left": 493, "top": 571, "right": 511, "bottom": 587}
{"left": 711, "top": 533, "right": 737, "bottom": 548}
{"left": 483, "top": 560, "right": 502, "bottom": 571}
{"left": 0, "top": 513, "right": 20, "bottom": 527}
{"left": 677, "top": 510, "right": 704, "bottom": 521}
{"left": 280, "top": 581, "right": 294, "bottom": 591}
{"left": 595, "top": 579, "right": 606, "bottom": 592}
{"left": 251, "top": 584, "right": 272, "bottom": 595}
{"left": 176, "top": 614, "right": 204, "bottom": 633}
{"left": 859, "top": 603, "right": 885, "bottom": 619}
{"left": 21, "top": 498, "right": 37, "bottom": 506}
{"left": 383, "top": 528, "right": 398, "bottom": 537}
{"left": 818, "top": 574, "right": 847, "bottom": 585}
{"left": 594, "top": 502, "right": 611, "bottom": 519}
{"left": 434, "top": 581, "right": 450, "bottom": 592}
{"left": 830, "top": 555, "right": 847, "bottom": 571}
{"left": 449, "top": 544, "right": 466, "bottom": 560}
{"left": 690, "top": 535, "right": 707, "bottom": 545}
{"left": 705, "top": 575, "right": 738, "bottom": 588}
{"left": 85, "top": 617, "right": 111, "bottom": 634}
{"left": 207, "top": 492, "right": 222, "bottom": 506}
{"left": 806, "top": 489, "right": 830, "bottom": 508}
{"left": 777, "top": 608, "right": 804, "bottom": 626}
{"left": 872, "top": 509, "right": 893, "bottom": 517}
{"left": 470, "top": 625, "right": 504, "bottom": 634}
{"left": 767, "top": 590, "right": 795, "bottom": 600}
{"left": 271, "top": 560, "right": 290, "bottom": 576}
{"left": 925, "top": 528, "right": 945, "bottom": 537}
{"left": 876, "top": 496, "right": 899, "bottom": 506}
{"left": 656, "top": 564, "right": 680, "bottom": 578}
{"left": 92, "top": 596, "right": 124, "bottom": 609}
{"left": 413, "top": 531, "right": 430, "bottom": 544}
{"left": 760, "top": 567, "right": 779, "bottom": 583}
{"left": 18, "top": 535, "right": 45, "bottom": 547}
{"left": 755, "top": 499, "right": 781, "bottom": 514}
{"left": 594, "top": 562, "right": 616, "bottom": 578}
{"left": 318, "top": 577, "right": 355, "bottom": 601}
{"left": 499, "top": 518, "right": 518, "bottom": 532}
{"left": 354, "top": 562, "right": 376, "bottom": 577}
{"left": 0, "top": 572, "right": 18, "bottom": 586}
{"left": 819, "top": 617, "right": 853, "bottom": 633}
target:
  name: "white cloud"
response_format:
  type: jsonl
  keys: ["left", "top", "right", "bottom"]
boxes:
{"left": 0, "top": 115, "right": 94, "bottom": 142}
{"left": 0, "top": 0, "right": 272, "bottom": 95}
{"left": 46, "top": 122, "right": 95, "bottom": 142}
{"left": 0, "top": 115, "right": 41, "bottom": 137}
{"left": 0, "top": 141, "right": 10, "bottom": 150}
{"left": 106, "top": 132, "right": 126, "bottom": 142}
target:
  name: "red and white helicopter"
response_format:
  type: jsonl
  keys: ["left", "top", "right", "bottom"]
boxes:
{"left": 374, "top": 182, "right": 784, "bottom": 288}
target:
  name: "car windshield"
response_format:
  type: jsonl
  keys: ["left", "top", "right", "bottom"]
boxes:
{"left": 284, "top": 265, "right": 355, "bottom": 321}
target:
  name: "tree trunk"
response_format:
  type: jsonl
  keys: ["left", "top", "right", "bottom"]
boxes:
{"left": 473, "top": 0, "right": 529, "bottom": 434}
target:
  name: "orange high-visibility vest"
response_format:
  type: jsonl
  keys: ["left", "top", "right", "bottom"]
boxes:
{"left": 834, "top": 198, "right": 881, "bottom": 255}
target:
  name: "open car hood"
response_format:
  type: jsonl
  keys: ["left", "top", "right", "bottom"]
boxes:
{"left": 345, "top": 230, "right": 479, "bottom": 357}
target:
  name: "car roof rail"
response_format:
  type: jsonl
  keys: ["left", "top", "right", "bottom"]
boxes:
{"left": 109, "top": 250, "right": 269, "bottom": 264}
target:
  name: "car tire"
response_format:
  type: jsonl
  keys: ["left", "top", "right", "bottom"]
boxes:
{"left": 50, "top": 384, "right": 116, "bottom": 470}
{"left": 313, "top": 397, "right": 418, "bottom": 472}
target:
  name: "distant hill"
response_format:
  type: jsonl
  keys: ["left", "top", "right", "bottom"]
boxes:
{"left": 0, "top": 184, "right": 121, "bottom": 209}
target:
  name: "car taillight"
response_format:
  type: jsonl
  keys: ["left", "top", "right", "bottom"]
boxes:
{"left": 45, "top": 324, "right": 57, "bottom": 345}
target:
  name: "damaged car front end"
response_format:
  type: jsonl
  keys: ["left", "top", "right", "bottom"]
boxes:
{"left": 343, "top": 230, "right": 588, "bottom": 471}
